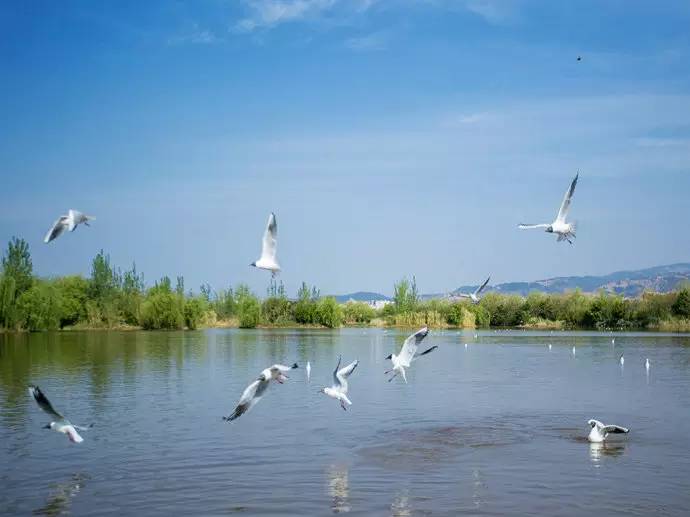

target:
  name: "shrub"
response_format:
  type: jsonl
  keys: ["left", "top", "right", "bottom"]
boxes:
{"left": 342, "top": 302, "right": 375, "bottom": 324}
{"left": 184, "top": 297, "right": 208, "bottom": 330}
{"left": 672, "top": 288, "right": 690, "bottom": 318}
{"left": 316, "top": 297, "right": 342, "bottom": 328}
{"left": 236, "top": 286, "right": 261, "bottom": 328}
{"left": 262, "top": 297, "right": 292, "bottom": 325}
{"left": 54, "top": 275, "right": 89, "bottom": 327}
{"left": 140, "top": 291, "right": 184, "bottom": 330}
{"left": 17, "top": 280, "right": 63, "bottom": 331}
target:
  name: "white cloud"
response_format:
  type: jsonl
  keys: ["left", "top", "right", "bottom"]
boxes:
{"left": 234, "top": 0, "right": 338, "bottom": 32}
{"left": 344, "top": 30, "right": 389, "bottom": 51}
{"left": 168, "top": 23, "right": 220, "bottom": 45}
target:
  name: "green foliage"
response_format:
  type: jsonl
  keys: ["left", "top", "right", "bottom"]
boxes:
{"left": 342, "top": 302, "right": 376, "bottom": 324}
{"left": 118, "top": 264, "right": 144, "bottom": 325}
{"left": 262, "top": 297, "right": 292, "bottom": 325}
{"left": 672, "top": 288, "right": 690, "bottom": 318}
{"left": 17, "top": 280, "right": 63, "bottom": 331}
{"left": 0, "top": 274, "right": 18, "bottom": 329}
{"left": 293, "top": 281, "right": 319, "bottom": 324}
{"left": 139, "top": 279, "right": 185, "bottom": 330}
{"left": 212, "top": 287, "right": 236, "bottom": 318}
{"left": 236, "top": 285, "right": 261, "bottom": 328}
{"left": 315, "top": 297, "right": 343, "bottom": 328}
{"left": 53, "top": 275, "right": 89, "bottom": 327}
{"left": 393, "top": 277, "right": 419, "bottom": 313}
{"left": 480, "top": 293, "right": 525, "bottom": 326}
{"left": 184, "top": 296, "right": 208, "bottom": 330}
{"left": 2, "top": 237, "right": 33, "bottom": 295}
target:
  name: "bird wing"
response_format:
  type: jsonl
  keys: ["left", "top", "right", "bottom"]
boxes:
{"left": 67, "top": 210, "right": 82, "bottom": 231}
{"left": 260, "top": 212, "right": 278, "bottom": 262}
{"left": 602, "top": 425, "right": 629, "bottom": 434}
{"left": 474, "top": 276, "right": 491, "bottom": 296}
{"left": 28, "top": 385, "right": 64, "bottom": 420}
{"left": 412, "top": 345, "right": 438, "bottom": 361}
{"left": 224, "top": 377, "right": 270, "bottom": 422}
{"left": 456, "top": 293, "right": 471, "bottom": 299}
{"left": 398, "top": 327, "right": 429, "bottom": 366}
{"left": 44, "top": 217, "right": 68, "bottom": 243}
{"left": 556, "top": 172, "right": 578, "bottom": 223}
{"left": 518, "top": 223, "right": 550, "bottom": 230}
{"left": 335, "top": 360, "right": 358, "bottom": 394}
{"left": 332, "top": 356, "right": 342, "bottom": 388}
{"left": 271, "top": 363, "right": 298, "bottom": 374}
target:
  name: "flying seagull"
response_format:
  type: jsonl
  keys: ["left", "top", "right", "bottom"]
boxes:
{"left": 251, "top": 212, "right": 280, "bottom": 277}
{"left": 319, "top": 356, "right": 358, "bottom": 411}
{"left": 455, "top": 276, "right": 491, "bottom": 304}
{"left": 28, "top": 385, "right": 92, "bottom": 443}
{"left": 587, "top": 419, "right": 629, "bottom": 443}
{"left": 223, "top": 363, "right": 298, "bottom": 422}
{"left": 385, "top": 327, "right": 435, "bottom": 383}
{"left": 306, "top": 361, "right": 311, "bottom": 382}
{"left": 44, "top": 209, "right": 95, "bottom": 244}
{"left": 519, "top": 173, "right": 579, "bottom": 244}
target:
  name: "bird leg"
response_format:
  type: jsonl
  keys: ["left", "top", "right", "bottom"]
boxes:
{"left": 340, "top": 400, "right": 347, "bottom": 411}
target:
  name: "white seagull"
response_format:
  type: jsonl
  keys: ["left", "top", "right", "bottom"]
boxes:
{"left": 548, "top": 344, "right": 552, "bottom": 350}
{"left": 519, "top": 173, "right": 579, "bottom": 244}
{"left": 587, "top": 419, "right": 629, "bottom": 443}
{"left": 250, "top": 212, "right": 280, "bottom": 277}
{"left": 306, "top": 361, "right": 311, "bottom": 382}
{"left": 645, "top": 358, "right": 650, "bottom": 371}
{"left": 572, "top": 346, "right": 576, "bottom": 355}
{"left": 44, "top": 209, "right": 95, "bottom": 244}
{"left": 619, "top": 354, "right": 624, "bottom": 366}
{"left": 384, "top": 327, "right": 436, "bottom": 383}
{"left": 223, "top": 363, "right": 298, "bottom": 422}
{"left": 455, "top": 276, "right": 491, "bottom": 304}
{"left": 319, "top": 356, "right": 358, "bottom": 411}
{"left": 28, "top": 385, "right": 92, "bottom": 443}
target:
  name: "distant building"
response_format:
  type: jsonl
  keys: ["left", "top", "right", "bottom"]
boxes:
{"left": 346, "top": 299, "right": 392, "bottom": 310}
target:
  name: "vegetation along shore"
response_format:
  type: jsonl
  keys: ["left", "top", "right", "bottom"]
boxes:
{"left": 1, "top": 237, "right": 689, "bottom": 333}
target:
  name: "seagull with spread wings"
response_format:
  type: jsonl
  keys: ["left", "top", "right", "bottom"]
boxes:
{"left": 28, "top": 385, "right": 92, "bottom": 443}
{"left": 319, "top": 356, "right": 358, "bottom": 411}
{"left": 455, "top": 276, "right": 491, "bottom": 304}
{"left": 223, "top": 363, "right": 298, "bottom": 422}
{"left": 519, "top": 173, "right": 579, "bottom": 244}
{"left": 44, "top": 209, "right": 95, "bottom": 243}
{"left": 384, "top": 327, "right": 435, "bottom": 383}
{"left": 587, "top": 419, "right": 629, "bottom": 443}
{"left": 250, "top": 212, "right": 280, "bottom": 277}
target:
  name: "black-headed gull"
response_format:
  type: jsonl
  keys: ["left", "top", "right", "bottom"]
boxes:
{"left": 456, "top": 276, "right": 491, "bottom": 304}
{"left": 223, "top": 363, "right": 298, "bottom": 422}
{"left": 250, "top": 212, "right": 280, "bottom": 277}
{"left": 519, "top": 173, "right": 578, "bottom": 244}
{"left": 319, "top": 356, "right": 358, "bottom": 411}
{"left": 28, "top": 385, "right": 92, "bottom": 443}
{"left": 44, "top": 209, "right": 95, "bottom": 243}
{"left": 384, "top": 327, "right": 436, "bottom": 383}
{"left": 587, "top": 419, "right": 629, "bottom": 443}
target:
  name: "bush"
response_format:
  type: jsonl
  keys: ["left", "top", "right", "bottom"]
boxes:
{"left": 672, "top": 288, "right": 690, "bottom": 318}
{"left": 342, "top": 302, "right": 375, "bottom": 324}
{"left": 54, "top": 275, "right": 89, "bottom": 327}
{"left": 140, "top": 291, "right": 184, "bottom": 330}
{"left": 236, "top": 287, "right": 261, "bottom": 328}
{"left": 316, "top": 297, "right": 342, "bottom": 328}
{"left": 262, "top": 297, "right": 292, "bottom": 325}
{"left": 184, "top": 297, "right": 208, "bottom": 330}
{"left": 17, "top": 280, "right": 63, "bottom": 331}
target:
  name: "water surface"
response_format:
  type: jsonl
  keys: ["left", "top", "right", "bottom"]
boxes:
{"left": 1, "top": 329, "right": 689, "bottom": 515}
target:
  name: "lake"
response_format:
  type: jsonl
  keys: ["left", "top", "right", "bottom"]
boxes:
{"left": 1, "top": 329, "right": 689, "bottom": 516}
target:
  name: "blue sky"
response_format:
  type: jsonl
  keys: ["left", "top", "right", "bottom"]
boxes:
{"left": 1, "top": 0, "right": 690, "bottom": 296}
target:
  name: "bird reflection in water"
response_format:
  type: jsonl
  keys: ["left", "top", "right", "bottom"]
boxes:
{"left": 589, "top": 441, "right": 626, "bottom": 466}
{"left": 327, "top": 464, "right": 351, "bottom": 514}
{"left": 33, "top": 473, "right": 89, "bottom": 516}
{"left": 390, "top": 489, "right": 411, "bottom": 517}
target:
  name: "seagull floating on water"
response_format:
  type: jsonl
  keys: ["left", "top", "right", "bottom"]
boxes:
{"left": 519, "top": 173, "right": 579, "bottom": 244}
{"left": 619, "top": 354, "right": 624, "bottom": 366}
{"left": 455, "top": 276, "right": 491, "bottom": 304}
{"left": 588, "top": 419, "right": 629, "bottom": 443}
{"left": 319, "top": 356, "right": 358, "bottom": 411}
{"left": 572, "top": 346, "right": 576, "bottom": 355}
{"left": 44, "top": 209, "right": 95, "bottom": 244}
{"left": 385, "top": 327, "right": 436, "bottom": 383}
{"left": 251, "top": 212, "right": 280, "bottom": 277}
{"left": 306, "top": 361, "right": 311, "bottom": 382}
{"left": 223, "top": 363, "right": 298, "bottom": 422}
{"left": 548, "top": 344, "right": 552, "bottom": 350}
{"left": 612, "top": 338, "right": 615, "bottom": 345}
{"left": 645, "top": 358, "right": 650, "bottom": 371}
{"left": 464, "top": 343, "right": 468, "bottom": 349}
{"left": 28, "top": 385, "right": 92, "bottom": 443}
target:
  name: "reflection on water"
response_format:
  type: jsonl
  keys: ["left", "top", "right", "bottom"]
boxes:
{"left": 33, "top": 473, "right": 89, "bottom": 516}
{"left": 390, "top": 489, "right": 411, "bottom": 517}
{"left": 326, "top": 464, "right": 350, "bottom": 513}
{"left": 589, "top": 442, "right": 627, "bottom": 466}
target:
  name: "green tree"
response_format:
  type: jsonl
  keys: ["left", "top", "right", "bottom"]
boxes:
{"left": 236, "top": 284, "right": 261, "bottom": 328}
{"left": 2, "top": 237, "right": 33, "bottom": 295}
{"left": 184, "top": 296, "right": 208, "bottom": 330}
{"left": 17, "top": 280, "right": 63, "bottom": 331}
{"left": 342, "top": 301, "right": 375, "bottom": 324}
{"left": 672, "top": 288, "right": 690, "bottom": 318}
{"left": 316, "top": 297, "right": 343, "bottom": 328}
{"left": 393, "top": 278, "right": 410, "bottom": 313}
{"left": 54, "top": 275, "right": 89, "bottom": 327}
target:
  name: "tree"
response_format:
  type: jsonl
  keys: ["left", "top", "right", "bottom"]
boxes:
{"left": 316, "top": 297, "right": 343, "bottom": 328}
{"left": 2, "top": 237, "right": 33, "bottom": 295}
{"left": 393, "top": 278, "right": 410, "bottom": 313}
{"left": 236, "top": 284, "right": 261, "bottom": 328}
{"left": 17, "top": 280, "right": 63, "bottom": 331}
{"left": 672, "top": 288, "right": 690, "bottom": 318}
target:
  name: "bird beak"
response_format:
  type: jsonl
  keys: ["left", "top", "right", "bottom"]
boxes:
{"left": 42, "top": 424, "right": 51, "bottom": 429}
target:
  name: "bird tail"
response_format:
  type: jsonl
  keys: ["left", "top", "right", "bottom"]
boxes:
{"left": 570, "top": 221, "right": 577, "bottom": 236}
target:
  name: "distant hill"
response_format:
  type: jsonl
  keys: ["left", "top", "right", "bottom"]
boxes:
{"left": 334, "top": 291, "right": 392, "bottom": 303}
{"left": 450, "top": 263, "right": 690, "bottom": 298}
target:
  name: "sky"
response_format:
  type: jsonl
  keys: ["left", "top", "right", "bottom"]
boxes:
{"left": 1, "top": 0, "right": 690, "bottom": 297}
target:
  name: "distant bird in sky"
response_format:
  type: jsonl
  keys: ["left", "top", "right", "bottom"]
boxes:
{"left": 519, "top": 173, "right": 579, "bottom": 244}
{"left": 577, "top": 55, "right": 582, "bottom": 61}
{"left": 385, "top": 327, "right": 435, "bottom": 383}
{"left": 251, "top": 212, "right": 280, "bottom": 277}
{"left": 456, "top": 276, "right": 491, "bottom": 304}
{"left": 587, "top": 419, "right": 629, "bottom": 443}
{"left": 223, "top": 363, "right": 298, "bottom": 422}
{"left": 306, "top": 361, "right": 311, "bottom": 382}
{"left": 319, "top": 356, "right": 358, "bottom": 411}
{"left": 44, "top": 209, "right": 95, "bottom": 243}
{"left": 28, "top": 385, "right": 92, "bottom": 443}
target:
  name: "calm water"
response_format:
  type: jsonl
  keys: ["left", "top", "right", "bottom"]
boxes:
{"left": 1, "top": 329, "right": 690, "bottom": 516}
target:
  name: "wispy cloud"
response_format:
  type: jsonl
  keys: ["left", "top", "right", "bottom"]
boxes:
{"left": 168, "top": 23, "right": 220, "bottom": 45}
{"left": 344, "top": 30, "right": 389, "bottom": 51}
{"left": 234, "top": 0, "right": 337, "bottom": 32}
{"left": 463, "top": 0, "right": 522, "bottom": 25}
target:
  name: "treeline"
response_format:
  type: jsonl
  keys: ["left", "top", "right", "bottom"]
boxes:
{"left": 380, "top": 276, "right": 690, "bottom": 331}
{"left": 2, "top": 237, "right": 690, "bottom": 332}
